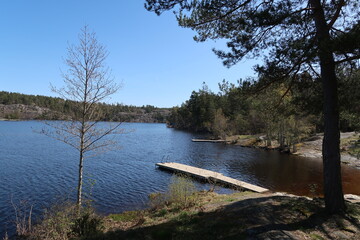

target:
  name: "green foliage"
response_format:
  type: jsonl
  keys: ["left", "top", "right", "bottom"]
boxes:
{"left": 5, "top": 112, "right": 19, "bottom": 120}
{"left": 155, "top": 209, "right": 168, "bottom": 217}
{"left": 168, "top": 174, "right": 197, "bottom": 209}
{"left": 146, "top": 0, "right": 359, "bottom": 76}
{"left": 146, "top": 0, "right": 359, "bottom": 212}
{"left": 109, "top": 211, "right": 141, "bottom": 222}
{"left": 167, "top": 68, "right": 360, "bottom": 147}
{"left": 167, "top": 84, "right": 218, "bottom": 132}
{"left": 149, "top": 174, "right": 198, "bottom": 211}
{"left": 211, "top": 109, "right": 228, "bottom": 139}
{"left": 310, "top": 233, "right": 325, "bottom": 240}
{"left": 168, "top": 80, "right": 320, "bottom": 148}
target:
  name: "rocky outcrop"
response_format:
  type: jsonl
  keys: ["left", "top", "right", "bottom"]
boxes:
{"left": 0, "top": 104, "right": 170, "bottom": 123}
{"left": 0, "top": 104, "right": 60, "bottom": 120}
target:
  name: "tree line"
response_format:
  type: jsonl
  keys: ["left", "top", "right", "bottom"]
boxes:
{"left": 0, "top": 91, "right": 168, "bottom": 122}
{"left": 168, "top": 68, "right": 360, "bottom": 145}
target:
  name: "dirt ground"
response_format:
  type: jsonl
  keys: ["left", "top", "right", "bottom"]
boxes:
{"left": 92, "top": 191, "right": 360, "bottom": 240}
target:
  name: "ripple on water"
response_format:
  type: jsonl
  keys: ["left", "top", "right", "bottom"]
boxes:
{"left": 2, "top": 121, "right": 360, "bottom": 239}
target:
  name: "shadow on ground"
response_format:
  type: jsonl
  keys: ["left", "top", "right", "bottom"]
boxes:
{"left": 89, "top": 196, "right": 360, "bottom": 240}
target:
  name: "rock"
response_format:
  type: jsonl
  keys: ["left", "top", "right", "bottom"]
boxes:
{"left": 344, "top": 194, "right": 360, "bottom": 203}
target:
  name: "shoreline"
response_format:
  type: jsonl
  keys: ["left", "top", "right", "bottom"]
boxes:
{"left": 224, "top": 132, "right": 360, "bottom": 169}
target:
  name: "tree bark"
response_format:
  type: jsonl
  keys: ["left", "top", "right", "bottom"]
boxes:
{"left": 77, "top": 150, "right": 84, "bottom": 207}
{"left": 310, "top": 0, "right": 345, "bottom": 213}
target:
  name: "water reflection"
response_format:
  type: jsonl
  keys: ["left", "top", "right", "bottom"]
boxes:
{"left": 1, "top": 121, "right": 360, "bottom": 238}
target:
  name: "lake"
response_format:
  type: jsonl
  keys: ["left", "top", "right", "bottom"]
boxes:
{"left": 1, "top": 121, "right": 360, "bottom": 238}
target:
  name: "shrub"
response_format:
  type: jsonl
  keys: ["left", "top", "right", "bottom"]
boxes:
{"left": 28, "top": 202, "right": 77, "bottom": 239}
{"left": 27, "top": 202, "right": 103, "bottom": 240}
{"left": 149, "top": 192, "right": 167, "bottom": 210}
{"left": 148, "top": 174, "right": 198, "bottom": 213}
{"left": 167, "top": 174, "right": 197, "bottom": 209}
{"left": 72, "top": 212, "right": 103, "bottom": 237}
{"left": 12, "top": 200, "right": 33, "bottom": 238}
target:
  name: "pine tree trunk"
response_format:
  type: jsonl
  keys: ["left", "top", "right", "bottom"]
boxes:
{"left": 310, "top": 0, "right": 345, "bottom": 214}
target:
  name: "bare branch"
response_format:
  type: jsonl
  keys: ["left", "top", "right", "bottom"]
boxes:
{"left": 40, "top": 25, "right": 124, "bottom": 207}
{"left": 83, "top": 122, "right": 122, "bottom": 152}
{"left": 327, "top": 0, "right": 345, "bottom": 29}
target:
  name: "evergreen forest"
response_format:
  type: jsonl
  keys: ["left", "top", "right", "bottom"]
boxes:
{"left": 167, "top": 68, "right": 360, "bottom": 146}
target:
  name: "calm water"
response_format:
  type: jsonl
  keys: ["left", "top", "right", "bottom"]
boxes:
{"left": 1, "top": 121, "right": 360, "bottom": 237}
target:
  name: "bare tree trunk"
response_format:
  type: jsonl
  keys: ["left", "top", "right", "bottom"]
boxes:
{"left": 310, "top": 0, "right": 345, "bottom": 214}
{"left": 77, "top": 120, "right": 86, "bottom": 207}
{"left": 42, "top": 26, "right": 122, "bottom": 209}
{"left": 77, "top": 151, "right": 84, "bottom": 207}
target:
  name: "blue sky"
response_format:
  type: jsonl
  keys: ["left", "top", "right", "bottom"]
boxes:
{"left": 0, "top": 0, "right": 258, "bottom": 107}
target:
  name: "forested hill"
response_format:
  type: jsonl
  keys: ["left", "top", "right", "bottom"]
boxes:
{"left": 0, "top": 91, "right": 170, "bottom": 123}
{"left": 167, "top": 69, "right": 360, "bottom": 145}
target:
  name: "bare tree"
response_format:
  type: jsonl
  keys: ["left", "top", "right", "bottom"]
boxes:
{"left": 42, "top": 25, "right": 122, "bottom": 207}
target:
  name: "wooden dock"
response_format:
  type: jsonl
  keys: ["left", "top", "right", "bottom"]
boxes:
{"left": 192, "top": 139, "right": 227, "bottom": 143}
{"left": 156, "top": 162, "right": 269, "bottom": 193}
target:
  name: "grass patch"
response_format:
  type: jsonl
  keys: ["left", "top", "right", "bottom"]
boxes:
{"left": 238, "top": 135, "right": 252, "bottom": 139}
{"left": 109, "top": 211, "right": 141, "bottom": 222}
{"left": 153, "top": 209, "right": 168, "bottom": 217}
{"left": 209, "top": 191, "right": 253, "bottom": 204}
{"left": 310, "top": 233, "right": 325, "bottom": 240}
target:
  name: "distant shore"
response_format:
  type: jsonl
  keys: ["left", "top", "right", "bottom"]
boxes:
{"left": 0, "top": 117, "right": 20, "bottom": 121}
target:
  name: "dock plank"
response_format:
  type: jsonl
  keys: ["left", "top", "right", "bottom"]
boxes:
{"left": 156, "top": 162, "right": 269, "bottom": 193}
{"left": 192, "top": 139, "right": 227, "bottom": 143}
